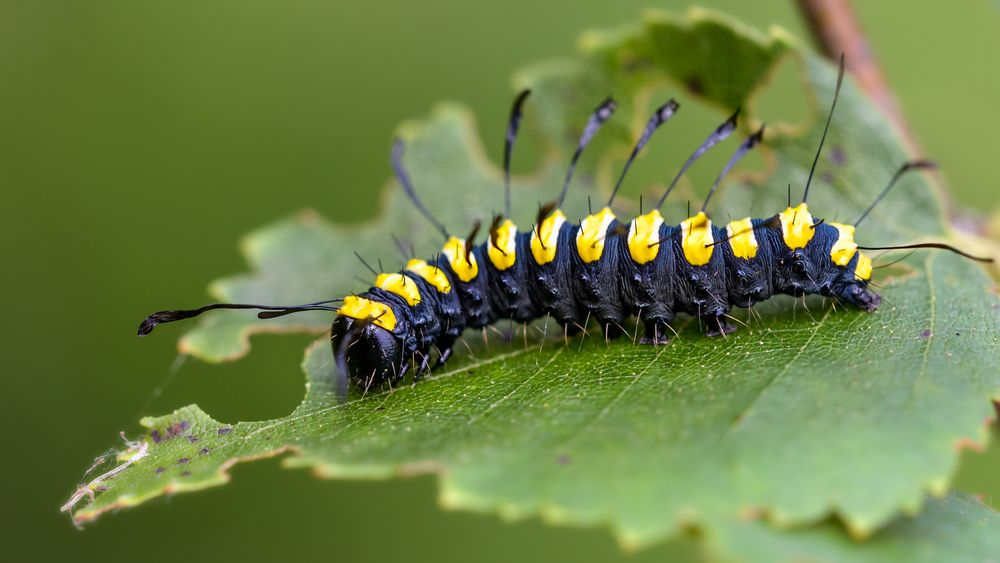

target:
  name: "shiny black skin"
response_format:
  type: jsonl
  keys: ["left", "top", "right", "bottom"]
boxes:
{"left": 485, "top": 231, "right": 541, "bottom": 324}
{"left": 522, "top": 225, "right": 588, "bottom": 329}
{"left": 332, "top": 216, "right": 878, "bottom": 389}
{"left": 618, "top": 222, "right": 676, "bottom": 344}
{"left": 571, "top": 221, "right": 631, "bottom": 338}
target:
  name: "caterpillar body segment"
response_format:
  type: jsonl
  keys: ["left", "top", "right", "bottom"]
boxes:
{"left": 571, "top": 209, "right": 631, "bottom": 337}
{"left": 622, "top": 211, "right": 676, "bottom": 344}
{"left": 486, "top": 218, "right": 540, "bottom": 324}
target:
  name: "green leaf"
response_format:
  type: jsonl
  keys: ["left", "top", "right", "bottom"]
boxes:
{"left": 706, "top": 493, "right": 1000, "bottom": 563}
{"left": 68, "top": 7, "right": 1000, "bottom": 556}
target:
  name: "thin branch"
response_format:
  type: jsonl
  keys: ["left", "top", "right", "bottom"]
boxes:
{"left": 795, "top": 0, "right": 921, "bottom": 154}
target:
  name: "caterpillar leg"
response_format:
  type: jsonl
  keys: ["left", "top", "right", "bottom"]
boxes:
{"left": 640, "top": 321, "right": 671, "bottom": 346}
{"left": 394, "top": 358, "right": 410, "bottom": 384}
{"left": 432, "top": 334, "right": 458, "bottom": 368}
{"left": 564, "top": 321, "right": 586, "bottom": 337}
{"left": 601, "top": 321, "right": 626, "bottom": 342}
{"left": 704, "top": 315, "right": 737, "bottom": 337}
{"left": 436, "top": 346, "right": 453, "bottom": 367}
{"left": 413, "top": 351, "right": 433, "bottom": 380}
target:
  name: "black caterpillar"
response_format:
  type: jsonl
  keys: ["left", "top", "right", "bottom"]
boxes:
{"left": 139, "top": 57, "right": 991, "bottom": 397}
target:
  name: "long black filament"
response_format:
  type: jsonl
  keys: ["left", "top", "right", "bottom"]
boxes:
{"left": 853, "top": 160, "right": 937, "bottom": 226}
{"left": 655, "top": 109, "right": 740, "bottom": 210}
{"left": 138, "top": 299, "right": 342, "bottom": 336}
{"left": 858, "top": 243, "right": 993, "bottom": 263}
{"left": 701, "top": 125, "right": 766, "bottom": 213}
{"left": 488, "top": 213, "right": 505, "bottom": 253}
{"left": 256, "top": 305, "right": 343, "bottom": 319}
{"left": 606, "top": 99, "right": 679, "bottom": 208}
{"left": 801, "top": 53, "right": 845, "bottom": 204}
{"left": 503, "top": 89, "right": 531, "bottom": 219}
{"left": 353, "top": 251, "right": 378, "bottom": 276}
{"left": 557, "top": 97, "right": 618, "bottom": 207}
{"left": 463, "top": 220, "right": 481, "bottom": 265}
{"left": 391, "top": 138, "right": 450, "bottom": 239}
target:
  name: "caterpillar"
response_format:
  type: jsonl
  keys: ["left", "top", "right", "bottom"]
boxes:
{"left": 138, "top": 56, "right": 991, "bottom": 398}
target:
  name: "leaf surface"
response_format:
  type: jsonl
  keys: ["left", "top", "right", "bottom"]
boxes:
{"left": 70, "top": 8, "right": 1000, "bottom": 555}
{"left": 707, "top": 493, "right": 1000, "bottom": 563}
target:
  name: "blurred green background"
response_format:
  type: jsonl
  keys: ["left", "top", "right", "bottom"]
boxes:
{"left": 3, "top": 1, "right": 998, "bottom": 561}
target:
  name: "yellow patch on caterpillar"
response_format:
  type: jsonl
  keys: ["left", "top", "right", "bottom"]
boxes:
{"left": 405, "top": 259, "right": 451, "bottom": 293}
{"left": 779, "top": 203, "right": 815, "bottom": 249}
{"left": 375, "top": 272, "right": 421, "bottom": 306}
{"left": 530, "top": 208, "right": 566, "bottom": 265}
{"left": 441, "top": 236, "right": 478, "bottom": 282}
{"left": 576, "top": 207, "right": 617, "bottom": 264}
{"left": 488, "top": 219, "right": 517, "bottom": 271}
{"left": 337, "top": 296, "right": 397, "bottom": 331}
{"left": 829, "top": 222, "right": 859, "bottom": 266}
{"left": 725, "top": 217, "right": 757, "bottom": 259}
{"left": 854, "top": 252, "right": 873, "bottom": 281}
{"left": 627, "top": 210, "right": 664, "bottom": 264}
{"left": 680, "top": 211, "right": 714, "bottom": 266}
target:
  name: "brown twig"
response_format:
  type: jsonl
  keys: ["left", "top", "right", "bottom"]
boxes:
{"left": 796, "top": 0, "right": 921, "bottom": 155}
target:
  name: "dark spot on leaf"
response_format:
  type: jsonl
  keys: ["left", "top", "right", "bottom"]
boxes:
{"left": 830, "top": 146, "right": 846, "bottom": 166}
{"left": 180, "top": 471, "right": 191, "bottom": 477}
{"left": 920, "top": 329, "right": 932, "bottom": 339}
{"left": 199, "top": 448, "right": 210, "bottom": 455}
{"left": 150, "top": 430, "right": 162, "bottom": 444}
{"left": 180, "top": 421, "right": 190, "bottom": 431}
{"left": 177, "top": 457, "right": 190, "bottom": 464}
{"left": 155, "top": 467, "right": 165, "bottom": 474}
{"left": 686, "top": 76, "right": 703, "bottom": 95}
{"left": 167, "top": 422, "right": 183, "bottom": 438}
{"left": 956, "top": 332, "right": 961, "bottom": 336}
{"left": 217, "top": 427, "right": 232, "bottom": 436}
{"left": 557, "top": 454, "right": 571, "bottom": 465}
{"left": 186, "top": 435, "right": 199, "bottom": 443}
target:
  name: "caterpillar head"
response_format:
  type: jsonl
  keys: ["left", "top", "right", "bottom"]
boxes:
{"left": 835, "top": 279, "right": 880, "bottom": 312}
{"left": 830, "top": 252, "right": 879, "bottom": 312}
{"left": 800, "top": 223, "right": 880, "bottom": 312}
{"left": 332, "top": 299, "right": 407, "bottom": 390}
